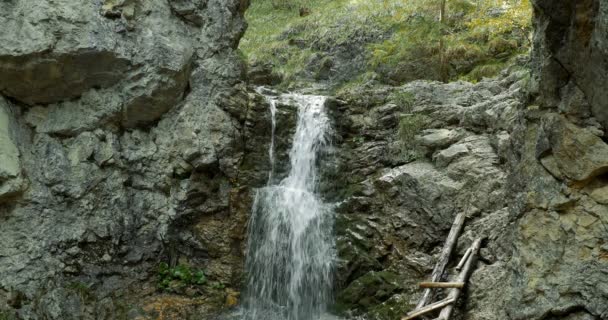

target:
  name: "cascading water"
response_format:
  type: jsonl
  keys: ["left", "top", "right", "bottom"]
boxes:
{"left": 242, "top": 92, "right": 335, "bottom": 320}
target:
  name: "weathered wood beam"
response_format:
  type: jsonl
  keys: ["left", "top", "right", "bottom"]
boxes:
{"left": 455, "top": 248, "right": 472, "bottom": 271}
{"left": 419, "top": 282, "right": 465, "bottom": 289}
{"left": 401, "top": 297, "right": 456, "bottom": 320}
{"left": 416, "top": 210, "right": 467, "bottom": 309}
{"left": 434, "top": 238, "right": 483, "bottom": 320}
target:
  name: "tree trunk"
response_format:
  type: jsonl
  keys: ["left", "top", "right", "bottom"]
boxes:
{"left": 439, "top": 0, "right": 448, "bottom": 82}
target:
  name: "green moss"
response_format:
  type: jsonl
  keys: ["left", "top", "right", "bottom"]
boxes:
{"left": 336, "top": 271, "right": 406, "bottom": 315}
{"left": 462, "top": 61, "right": 508, "bottom": 83}
{"left": 0, "top": 310, "right": 17, "bottom": 320}
{"left": 488, "top": 36, "right": 519, "bottom": 55}
{"left": 367, "top": 294, "right": 414, "bottom": 320}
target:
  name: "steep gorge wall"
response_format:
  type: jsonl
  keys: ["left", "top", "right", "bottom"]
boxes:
{"left": 0, "top": 1, "right": 277, "bottom": 319}
{"left": 330, "top": 1, "right": 608, "bottom": 319}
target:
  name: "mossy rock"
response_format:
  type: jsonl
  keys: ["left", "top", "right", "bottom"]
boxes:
{"left": 366, "top": 294, "right": 414, "bottom": 320}
{"left": 335, "top": 271, "right": 406, "bottom": 315}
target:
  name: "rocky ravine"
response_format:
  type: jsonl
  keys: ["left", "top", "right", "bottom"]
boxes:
{"left": 329, "top": 1, "right": 608, "bottom": 319}
{"left": 1, "top": 1, "right": 608, "bottom": 320}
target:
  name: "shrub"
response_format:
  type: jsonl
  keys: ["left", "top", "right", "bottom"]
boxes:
{"left": 389, "top": 91, "right": 415, "bottom": 113}
{"left": 398, "top": 113, "right": 429, "bottom": 161}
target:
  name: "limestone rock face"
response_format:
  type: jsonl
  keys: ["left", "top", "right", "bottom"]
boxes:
{"left": 328, "top": 67, "right": 526, "bottom": 318}
{"left": 0, "top": 0, "right": 249, "bottom": 128}
{"left": 532, "top": 0, "right": 608, "bottom": 129}
{"left": 327, "top": 1, "right": 608, "bottom": 318}
{"left": 0, "top": 0, "right": 258, "bottom": 319}
{"left": 0, "top": 98, "right": 25, "bottom": 201}
{"left": 331, "top": 49, "right": 608, "bottom": 320}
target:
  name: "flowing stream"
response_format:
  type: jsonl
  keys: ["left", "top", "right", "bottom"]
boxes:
{"left": 242, "top": 92, "right": 336, "bottom": 320}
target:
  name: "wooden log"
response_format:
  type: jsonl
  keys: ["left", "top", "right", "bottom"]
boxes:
{"left": 416, "top": 210, "right": 467, "bottom": 309}
{"left": 434, "top": 238, "right": 482, "bottom": 320}
{"left": 419, "top": 282, "right": 465, "bottom": 289}
{"left": 455, "top": 248, "right": 472, "bottom": 271}
{"left": 401, "top": 297, "right": 456, "bottom": 320}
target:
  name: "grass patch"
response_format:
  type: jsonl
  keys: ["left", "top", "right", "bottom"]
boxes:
{"left": 67, "top": 281, "right": 95, "bottom": 302}
{"left": 241, "top": 0, "right": 532, "bottom": 87}
{"left": 389, "top": 91, "right": 415, "bottom": 113}
{"left": 397, "top": 113, "right": 429, "bottom": 162}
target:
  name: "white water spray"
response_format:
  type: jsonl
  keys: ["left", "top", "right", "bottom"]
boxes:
{"left": 242, "top": 92, "right": 335, "bottom": 320}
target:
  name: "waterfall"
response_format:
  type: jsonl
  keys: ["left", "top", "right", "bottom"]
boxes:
{"left": 242, "top": 92, "right": 335, "bottom": 320}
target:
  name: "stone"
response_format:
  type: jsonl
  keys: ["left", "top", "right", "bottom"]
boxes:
{"left": 0, "top": 98, "right": 25, "bottom": 201}
{"left": 0, "top": 0, "right": 195, "bottom": 128}
{"left": 434, "top": 143, "right": 469, "bottom": 167}
{"left": 540, "top": 114, "right": 608, "bottom": 182}
{"left": 225, "top": 289, "right": 239, "bottom": 307}
{"left": 532, "top": 0, "right": 608, "bottom": 129}
{"left": 589, "top": 186, "right": 608, "bottom": 205}
{"left": 416, "top": 128, "right": 464, "bottom": 149}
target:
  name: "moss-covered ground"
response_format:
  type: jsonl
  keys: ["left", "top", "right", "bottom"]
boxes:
{"left": 241, "top": 0, "right": 532, "bottom": 90}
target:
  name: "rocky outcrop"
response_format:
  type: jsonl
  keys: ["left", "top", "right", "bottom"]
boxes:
{"left": 0, "top": 99, "right": 25, "bottom": 202}
{"left": 327, "top": 65, "right": 528, "bottom": 319}
{"left": 328, "top": 0, "right": 608, "bottom": 318}
{"left": 532, "top": 0, "right": 608, "bottom": 129}
{"left": 0, "top": 0, "right": 262, "bottom": 319}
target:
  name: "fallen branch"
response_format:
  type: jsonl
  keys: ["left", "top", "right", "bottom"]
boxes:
{"left": 402, "top": 297, "right": 456, "bottom": 320}
{"left": 419, "top": 282, "right": 465, "bottom": 289}
{"left": 434, "top": 238, "right": 482, "bottom": 320}
{"left": 416, "top": 210, "right": 466, "bottom": 309}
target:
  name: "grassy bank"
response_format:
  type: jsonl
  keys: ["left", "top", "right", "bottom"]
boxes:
{"left": 240, "top": 0, "right": 532, "bottom": 90}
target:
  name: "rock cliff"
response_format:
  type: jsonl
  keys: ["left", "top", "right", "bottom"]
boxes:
{"left": 1, "top": 0, "right": 607, "bottom": 320}
{"left": 330, "top": 1, "right": 608, "bottom": 319}
{"left": 0, "top": 1, "right": 266, "bottom": 319}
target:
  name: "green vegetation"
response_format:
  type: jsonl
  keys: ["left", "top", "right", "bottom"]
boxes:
{"left": 0, "top": 310, "right": 16, "bottom": 320}
{"left": 389, "top": 91, "right": 415, "bottom": 113}
{"left": 67, "top": 281, "right": 95, "bottom": 302}
{"left": 157, "top": 262, "right": 207, "bottom": 292}
{"left": 241, "top": 0, "right": 532, "bottom": 88}
{"left": 398, "top": 113, "right": 429, "bottom": 161}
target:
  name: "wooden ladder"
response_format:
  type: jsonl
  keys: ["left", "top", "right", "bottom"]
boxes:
{"left": 402, "top": 210, "right": 482, "bottom": 320}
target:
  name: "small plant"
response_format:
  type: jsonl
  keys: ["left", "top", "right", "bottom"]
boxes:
{"left": 351, "top": 136, "right": 365, "bottom": 144}
{"left": 157, "top": 262, "right": 207, "bottom": 292}
{"left": 210, "top": 281, "right": 226, "bottom": 290}
{"left": 0, "top": 310, "right": 16, "bottom": 320}
{"left": 390, "top": 91, "right": 415, "bottom": 112}
{"left": 67, "top": 281, "right": 94, "bottom": 302}
{"left": 397, "top": 113, "right": 429, "bottom": 161}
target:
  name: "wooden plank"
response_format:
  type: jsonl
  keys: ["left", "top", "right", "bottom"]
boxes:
{"left": 401, "top": 297, "right": 456, "bottom": 320}
{"left": 416, "top": 210, "right": 467, "bottom": 309}
{"left": 455, "top": 248, "right": 472, "bottom": 271}
{"left": 434, "top": 238, "right": 483, "bottom": 320}
{"left": 419, "top": 282, "right": 465, "bottom": 289}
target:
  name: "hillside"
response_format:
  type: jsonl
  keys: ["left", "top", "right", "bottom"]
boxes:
{"left": 241, "top": 0, "right": 532, "bottom": 91}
